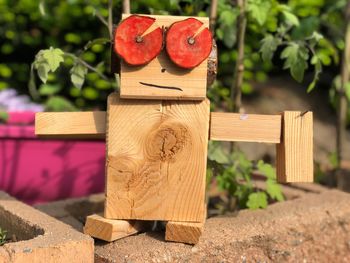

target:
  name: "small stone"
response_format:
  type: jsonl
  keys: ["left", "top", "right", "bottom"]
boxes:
{"left": 23, "top": 248, "right": 32, "bottom": 253}
{"left": 191, "top": 247, "right": 199, "bottom": 253}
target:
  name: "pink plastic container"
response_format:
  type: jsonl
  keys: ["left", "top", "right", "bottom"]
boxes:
{"left": 0, "top": 112, "right": 105, "bottom": 204}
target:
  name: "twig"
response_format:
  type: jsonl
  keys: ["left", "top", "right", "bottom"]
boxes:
{"left": 64, "top": 52, "right": 109, "bottom": 81}
{"left": 336, "top": 0, "right": 350, "bottom": 189}
{"left": 95, "top": 10, "right": 109, "bottom": 29}
{"left": 123, "top": 0, "right": 130, "bottom": 14}
{"left": 231, "top": 0, "right": 247, "bottom": 113}
{"left": 108, "top": 0, "right": 113, "bottom": 39}
{"left": 209, "top": 0, "right": 218, "bottom": 34}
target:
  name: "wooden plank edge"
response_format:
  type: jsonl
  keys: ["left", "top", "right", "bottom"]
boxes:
{"left": 35, "top": 111, "right": 106, "bottom": 139}
{"left": 209, "top": 112, "right": 282, "bottom": 143}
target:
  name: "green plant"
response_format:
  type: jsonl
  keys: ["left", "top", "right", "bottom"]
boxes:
{"left": 207, "top": 142, "right": 284, "bottom": 210}
{"left": 0, "top": 227, "right": 7, "bottom": 246}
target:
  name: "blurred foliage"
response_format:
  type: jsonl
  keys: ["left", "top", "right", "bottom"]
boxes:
{"left": 207, "top": 141, "right": 284, "bottom": 209}
{"left": 0, "top": 227, "right": 7, "bottom": 246}
{"left": 0, "top": 0, "right": 348, "bottom": 113}
{"left": 0, "top": 0, "right": 349, "bottom": 209}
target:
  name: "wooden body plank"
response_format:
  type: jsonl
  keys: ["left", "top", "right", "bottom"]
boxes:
{"left": 119, "top": 14, "right": 209, "bottom": 100}
{"left": 35, "top": 112, "right": 106, "bottom": 139}
{"left": 83, "top": 214, "right": 147, "bottom": 241}
{"left": 104, "top": 93, "right": 210, "bottom": 222}
{"left": 209, "top": 112, "right": 282, "bottom": 143}
{"left": 276, "top": 111, "right": 313, "bottom": 182}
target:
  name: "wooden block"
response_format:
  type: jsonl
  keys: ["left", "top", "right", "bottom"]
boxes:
{"left": 276, "top": 111, "right": 313, "bottom": 183}
{"left": 83, "top": 214, "right": 147, "bottom": 242}
{"left": 104, "top": 93, "right": 210, "bottom": 222}
{"left": 209, "top": 112, "right": 282, "bottom": 143}
{"left": 165, "top": 221, "right": 204, "bottom": 244}
{"left": 35, "top": 112, "right": 106, "bottom": 139}
{"left": 119, "top": 14, "right": 209, "bottom": 101}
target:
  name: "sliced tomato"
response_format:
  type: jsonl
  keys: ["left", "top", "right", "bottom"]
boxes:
{"left": 114, "top": 15, "right": 163, "bottom": 66}
{"left": 166, "top": 18, "right": 212, "bottom": 69}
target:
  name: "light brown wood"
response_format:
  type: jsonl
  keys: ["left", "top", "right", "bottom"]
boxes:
{"left": 104, "top": 93, "right": 210, "bottom": 222}
{"left": 35, "top": 112, "right": 106, "bottom": 139}
{"left": 209, "top": 112, "right": 282, "bottom": 143}
{"left": 276, "top": 111, "right": 313, "bottom": 183}
{"left": 165, "top": 221, "right": 204, "bottom": 244}
{"left": 83, "top": 214, "right": 147, "bottom": 241}
{"left": 119, "top": 14, "right": 209, "bottom": 101}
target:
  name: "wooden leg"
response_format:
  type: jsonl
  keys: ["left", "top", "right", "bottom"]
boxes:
{"left": 83, "top": 214, "right": 149, "bottom": 242}
{"left": 165, "top": 220, "right": 205, "bottom": 245}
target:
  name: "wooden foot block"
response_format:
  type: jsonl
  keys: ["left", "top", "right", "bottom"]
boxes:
{"left": 276, "top": 111, "right": 313, "bottom": 183}
{"left": 165, "top": 221, "right": 204, "bottom": 244}
{"left": 104, "top": 93, "right": 210, "bottom": 222}
{"left": 83, "top": 214, "right": 147, "bottom": 242}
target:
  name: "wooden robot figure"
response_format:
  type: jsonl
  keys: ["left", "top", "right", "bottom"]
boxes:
{"left": 35, "top": 14, "right": 314, "bottom": 245}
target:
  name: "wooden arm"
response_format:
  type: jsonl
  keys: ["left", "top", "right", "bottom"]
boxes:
{"left": 35, "top": 111, "right": 282, "bottom": 143}
{"left": 35, "top": 112, "right": 106, "bottom": 139}
{"left": 209, "top": 112, "right": 282, "bottom": 143}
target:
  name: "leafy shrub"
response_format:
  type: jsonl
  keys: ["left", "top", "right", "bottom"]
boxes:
{"left": 0, "top": 227, "right": 7, "bottom": 246}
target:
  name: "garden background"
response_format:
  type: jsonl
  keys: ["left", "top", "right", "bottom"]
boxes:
{"left": 0, "top": 0, "right": 349, "bottom": 212}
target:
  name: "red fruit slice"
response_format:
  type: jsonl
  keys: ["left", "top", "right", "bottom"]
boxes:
{"left": 166, "top": 18, "right": 212, "bottom": 69}
{"left": 114, "top": 15, "right": 163, "bottom": 66}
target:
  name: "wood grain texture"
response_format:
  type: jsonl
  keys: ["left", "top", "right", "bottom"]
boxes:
{"left": 276, "top": 111, "right": 313, "bottom": 183}
{"left": 165, "top": 220, "right": 204, "bottom": 244}
{"left": 104, "top": 93, "right": 210, "bottom": 222}
{"left": 119, "top": 14, "right": 209, "bottom": 100}
{"left": 83, "top": 214, "right": 147, "bottom": 241}
{"left": 35, "top": 112, "right": 106, "bottom": 139}
{"left": 209, "top": 112, "right": 282, "bottom": 143}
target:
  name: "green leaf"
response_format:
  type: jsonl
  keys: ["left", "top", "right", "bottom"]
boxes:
{"left": 260, "top": 35, "right": 280, "bottom": 63}
{"left": 345, "top": 82, "right": 350, "bottom": 101}
{"left": 257, "top": 160, "right": 276, "bottom": 179}
{"left": 28, "top": 64, "right": 39, "bottom": 100}
{"left": 38, "top": 84, "right": 61, "bottom": 96}
{"left": 82, "top": 87, "right": 99, "bottom": 100}
{"left": 307, "top": 55, "right": 322, "bottom": 93}
{"left": 45, "top": 96, "right": 77, "bottom": 112}
{"left": 70, "top": 63, "right": 88, "bottom": 89}
{"left": 247, "top": 0, "right": 271, "bottom": 26}
{"left": 247, "top": 192, "right": 268, "bottom": 209}
{"left": 39, "top": 0, "right": 46, "bottom": 16}
{"left": 208, "top": 143, "right": 229, "bottom": 164}
{"left": 308, "top": 32, "right": 323, "bottom": 48}
{"left": 42, "top": 47, "right": 64, "bottom": 72}
{"left": 329, "top": 152, "right": 339, "bottom": 168}
{"left": 280, "top": 43, "right": 309, "bottom": 82}
{"left": 84, "top": 38, "right": 110, "bottom": 50}
{"left": 282, "top": 10, "right": 299, "bottom": 26}
{"left": 37, "top": 62, "right": 50, "bottom": 83}
{"left": 217, "top": 9, "right": 238, "bottom": 48}
{"left": 266, "top": 180, "right": 284, "bottom": 201}
{"left": 0, "top": 112, "right": 9, "bottom": 122}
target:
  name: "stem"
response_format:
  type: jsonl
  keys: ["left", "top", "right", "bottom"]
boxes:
{"left": 123, "top": 0, "right": 130, "bottom": 14}
{"left": 231, "top": 0, "right": 247, "bottom": 113}
{"left": 209, "top": 0, "right": 218, "bottom": 34}
{"left": 336, "top": 0, "right": 350, "bottom": 189}
{"left": 108, "top": 0, "right": 113, "bottom": 39}
{"left": 64, "top": 53, "right": 109, "bottom": 81}
{"left": 95, "top": 11, "right": 109, "bottom": 28}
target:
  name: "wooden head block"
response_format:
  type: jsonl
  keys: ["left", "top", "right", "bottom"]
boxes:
{"left": 276, "top": 111, "right": 313, "bottom": 183}
{"left": 104, "top": 93, "right": 210, "bottom": 222}
{"left": 118, "top": 14, "right": 209, "bottom": 100}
